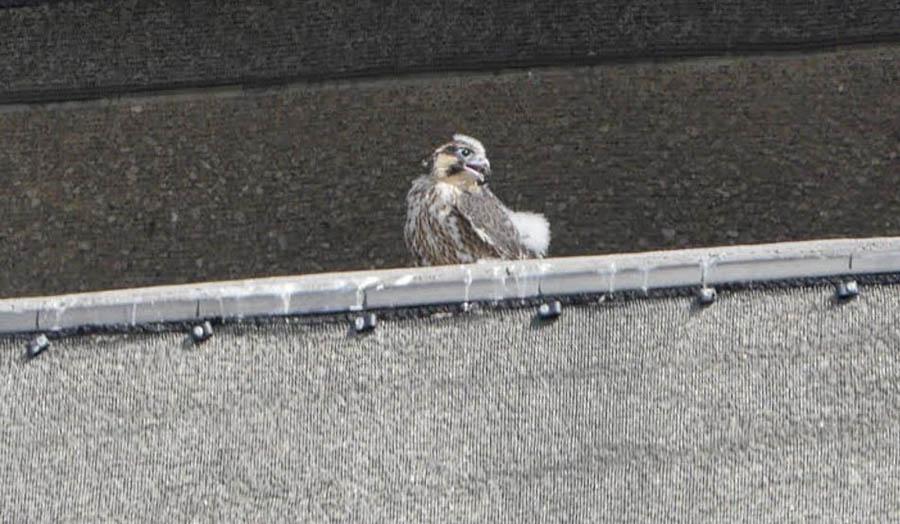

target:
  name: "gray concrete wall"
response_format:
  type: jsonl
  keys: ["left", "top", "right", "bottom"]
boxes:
{"left": 3, "top": 280, "right": 900, "bottom": 522}
{"left": 2, "top": 1, "right": 900, "bottom": 298}
{"left": 2, "top": 1, "right": 898, "bottom": 103}
{"left": 3, "top": 45, "right": 899, "bottom": 297}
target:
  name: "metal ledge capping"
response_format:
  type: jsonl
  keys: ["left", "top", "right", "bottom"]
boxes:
{"left": 2, "top": 237, "right": 900, "bottom": 334}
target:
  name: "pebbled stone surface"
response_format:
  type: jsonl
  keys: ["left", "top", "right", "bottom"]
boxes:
{"left": 1, "top": 46, "right": 899, "bottom": 297}
{"left": 1, "top": 0, "right": 898, "bottom": 102}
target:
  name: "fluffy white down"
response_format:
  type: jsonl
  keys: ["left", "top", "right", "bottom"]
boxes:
{"left": 507, "top": 211, "right": 551, "bottom": 257}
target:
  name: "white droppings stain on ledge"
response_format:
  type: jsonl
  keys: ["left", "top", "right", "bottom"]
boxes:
{"left": 463, "top": 268, "right": 473, "bottom": 310}
{"left": 278, "top": 283, "right": 297, "bottom": 315}
{"left": 350, "top": 276, "right": 380, "bottom": 311}
{"left": 604, "top": 262, "right": 617, "bottom": 294}
{"left": 393, "top": 275, "right": 415, "bottom": 286}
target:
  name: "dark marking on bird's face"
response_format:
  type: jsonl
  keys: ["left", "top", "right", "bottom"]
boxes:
{"left": 431, "top": 150, "right": 462, "bottom": 178}
{"left": 429, "top": 140, "right": 491, "bottom": 180}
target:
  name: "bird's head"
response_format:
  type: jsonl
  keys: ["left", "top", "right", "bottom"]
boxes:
{"left": 425, "top": 134, "right": 491, "bottom": 184}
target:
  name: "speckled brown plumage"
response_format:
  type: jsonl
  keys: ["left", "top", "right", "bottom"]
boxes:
{"left": 404, "top": 135, "right": 549, "bottom": 266}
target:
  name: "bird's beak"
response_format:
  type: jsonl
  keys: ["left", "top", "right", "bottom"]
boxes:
{"left": 464, "top": 158, "right": 491, "bottom": 183}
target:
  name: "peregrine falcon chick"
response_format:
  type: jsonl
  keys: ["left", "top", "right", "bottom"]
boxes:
{"left": 404, "top": 134, "right": 550, "bottom": 266}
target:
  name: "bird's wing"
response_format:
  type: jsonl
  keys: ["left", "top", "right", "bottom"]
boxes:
{"left": 453, "top": 186, "right": 526, "bottom": 260}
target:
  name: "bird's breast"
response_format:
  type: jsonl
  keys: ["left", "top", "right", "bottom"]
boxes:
{"left": 432, "top": 180, "right": 462, "bottom": 202}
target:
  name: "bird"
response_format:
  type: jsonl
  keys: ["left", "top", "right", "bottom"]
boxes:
{"left": 404, "top": 134, "right": 550, "bottom": 266}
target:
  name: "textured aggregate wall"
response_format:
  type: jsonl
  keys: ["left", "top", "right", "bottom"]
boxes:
{"left": 2, "top": 46, "right": 898, "bottom": 297}
{"left": 3, "top": 283, "right": 900, "bottom": 522}
{"left": 1, "top": 0, "right": 899, "bottom": 102}
{"left": 1, "top": 1, "right": 899, "bottom": 298}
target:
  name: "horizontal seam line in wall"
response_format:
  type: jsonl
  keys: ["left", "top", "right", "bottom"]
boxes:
{"left": 0, "top": 36, "right": 898, "bottom": 107}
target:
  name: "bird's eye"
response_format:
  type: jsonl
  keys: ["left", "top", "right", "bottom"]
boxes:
{"left": 459, "top": 148, "right": 472, "bottom": 157}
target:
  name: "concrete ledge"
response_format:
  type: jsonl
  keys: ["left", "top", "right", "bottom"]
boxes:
{"left": 2, "top": 237, "right": 900, "bottom": 333}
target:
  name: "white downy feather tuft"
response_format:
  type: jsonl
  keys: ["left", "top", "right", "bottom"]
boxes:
{"left": 507, "top": 210, "right": 551, "bottom": 257}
